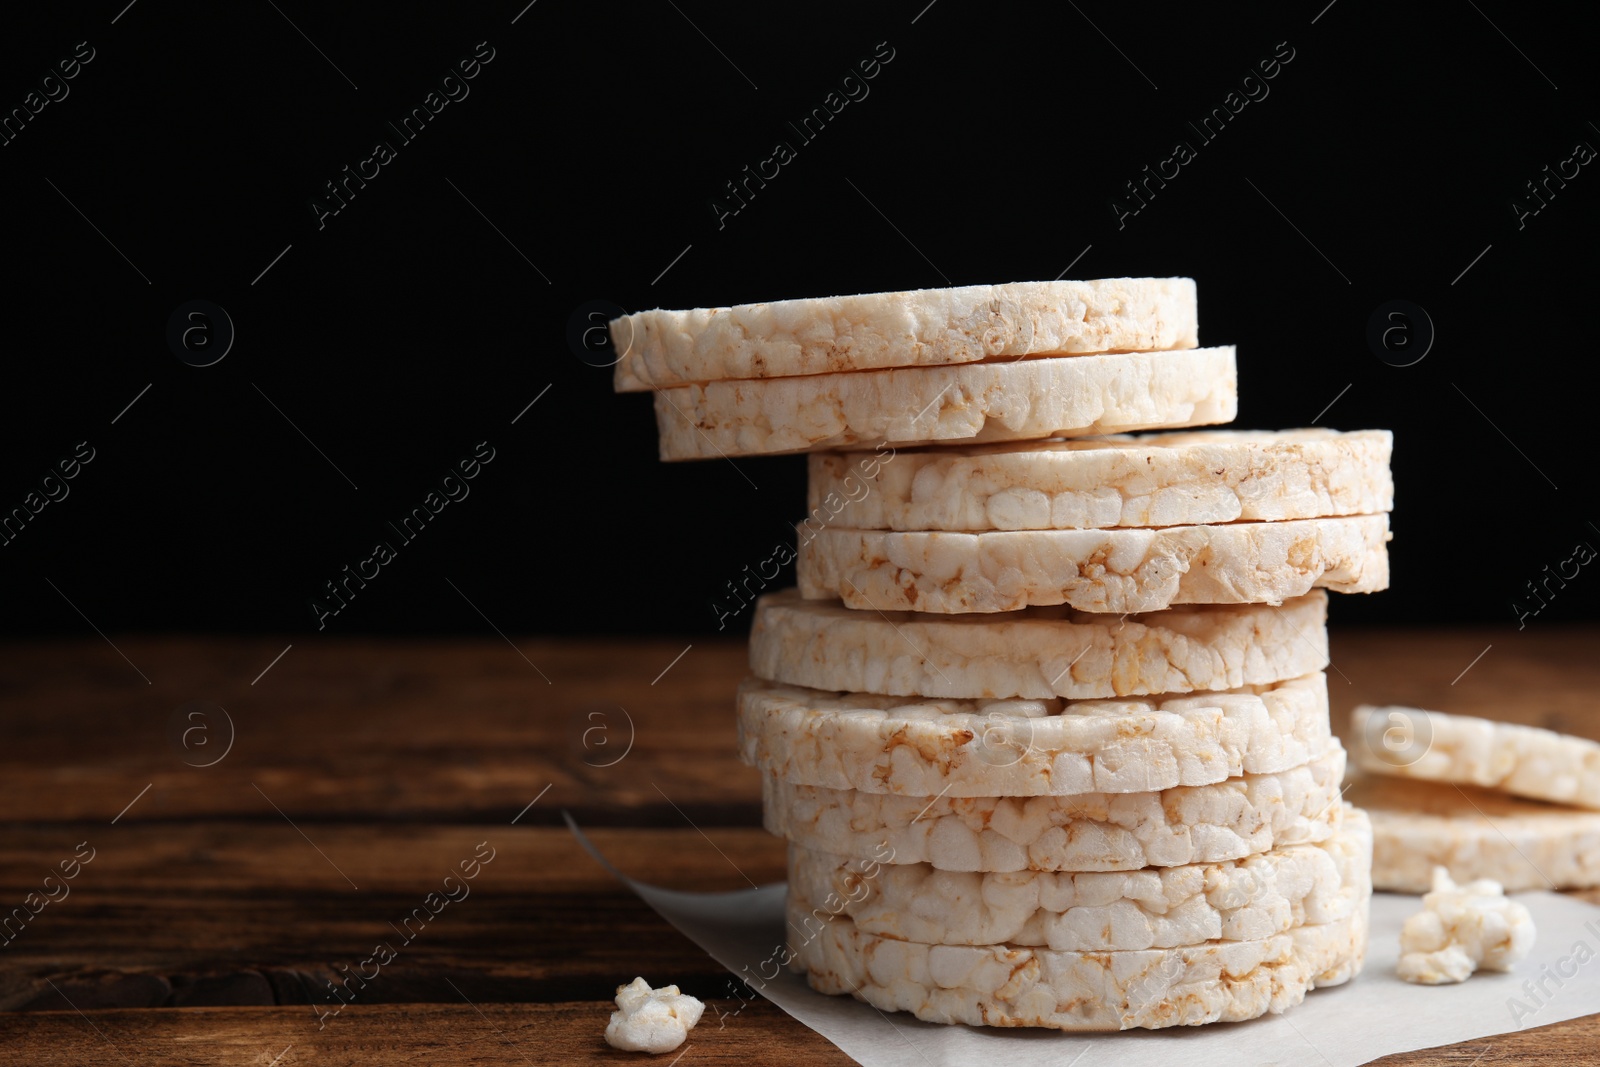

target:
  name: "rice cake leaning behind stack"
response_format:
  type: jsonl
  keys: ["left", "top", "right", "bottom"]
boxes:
{"left": 1350, "top": 704, "right": 1600, "bottom": 891}
{"left": 1352, "top": 704, "right": 1600, "bottom": 810}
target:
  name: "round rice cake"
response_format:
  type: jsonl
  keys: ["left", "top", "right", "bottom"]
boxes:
{"left": 787, "top": 806, "right": 1370, "bottom": 951}
{"left": 784, "top": 893, "right": 1368, "bottom": 1031}
{"left": 749, "top": 588, "right": 1328, "bottom": 700}
{"left": 807, "top": 428, "right": 1393, "bottom": 531}
{"left": 611, "top": 277, "right": 1198, "bottom": 392}
{"left": 1352, "top": 704, "right": 1600, "bottom": 810}
{"left": 736, "top": 672, "right": 1332, "bottom": 798}
{"left": 797, "top": 515, "right": 1391, "bottom": 614}
{"left": 652, "top": 347, "right": 1236, "bottom": 460}
{"left": 763, "top": 745, "right": 1348, "bottom": 872}
{"left": 1349, "top": 774, "right": 1600, "bottom": 892}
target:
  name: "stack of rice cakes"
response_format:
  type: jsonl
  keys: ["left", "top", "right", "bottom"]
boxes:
{"left": 613, "top": 279, "right": 1394, "bottom": 1030}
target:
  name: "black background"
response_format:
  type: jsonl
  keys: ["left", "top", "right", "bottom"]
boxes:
{"left": 1, "top": 0, "right": 1596, "bottom": 639}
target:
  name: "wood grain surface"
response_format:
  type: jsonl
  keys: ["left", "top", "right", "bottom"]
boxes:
{"left": 2, "top": 626, "right": 1597, "bottom": 1064}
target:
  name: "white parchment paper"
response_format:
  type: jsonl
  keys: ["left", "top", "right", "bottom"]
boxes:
{"left": 567, "top": 814, "right": 1600, "bottom": 1066}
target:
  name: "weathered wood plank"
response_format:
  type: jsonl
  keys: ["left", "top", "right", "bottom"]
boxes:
{"left": 0, "top": 1001, "right": 853, "bottom": 1066}
{"left": 3, "top": 818, "right": 1596, "bottom": 1047}
{"left": 0, "top": 1000, "right": 1594, "bottom": 1066}
{"left": 4, "top": 629, "right": 1597, "bottom": 826}
{"left": 0, "top": 637, "right": 762, "bottom": 824}
{"left": 0, "top": 827, "right": 786, "bottom": 1012}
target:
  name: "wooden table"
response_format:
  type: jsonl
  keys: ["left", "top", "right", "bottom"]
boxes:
{"left": 2, "top": 628, "right": 1596, "bottom": 1064}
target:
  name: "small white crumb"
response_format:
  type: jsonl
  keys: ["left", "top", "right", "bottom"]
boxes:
{"left": 1398, "top": 866, "right": 1536, "bottom": 985}
{"left": 604, "top": 976, "right": 704, "bottom": 1053}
